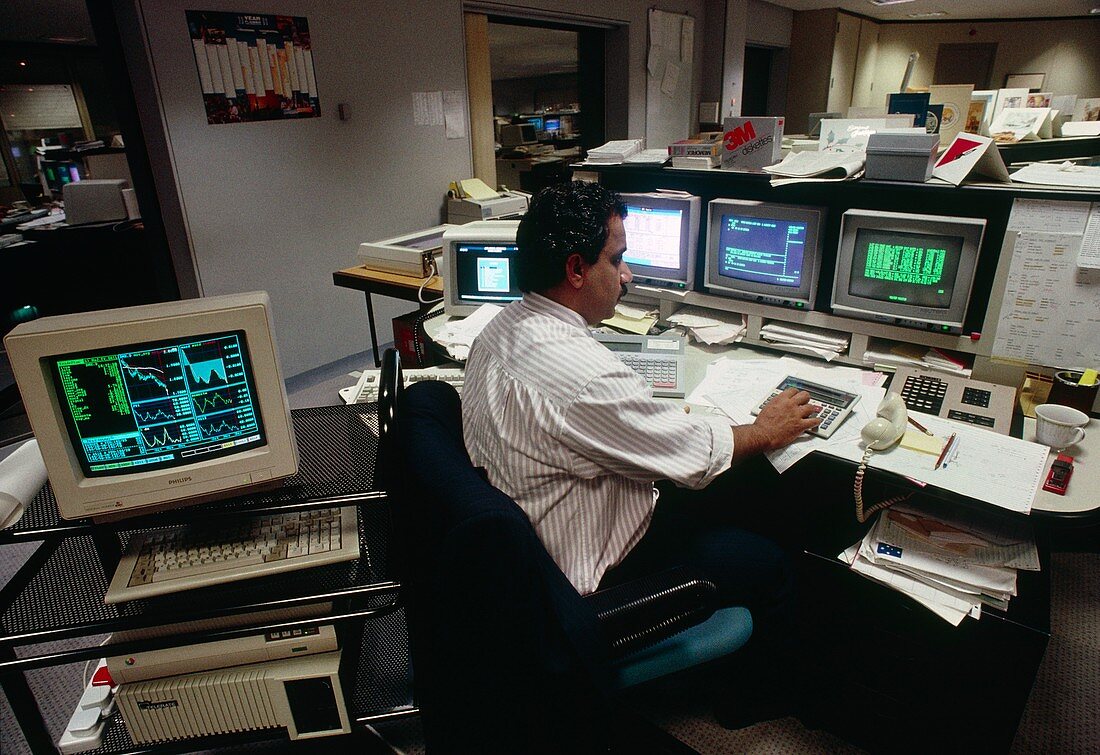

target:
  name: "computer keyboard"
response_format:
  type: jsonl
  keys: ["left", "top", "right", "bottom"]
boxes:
{"left": 341, "top": 366, "right": 465, "bottom": 404}
{"left": 105, "top": 507, "right": 360, "bottom": 604}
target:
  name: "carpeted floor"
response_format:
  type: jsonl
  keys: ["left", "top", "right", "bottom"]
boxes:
{"left": 2, "top": 351, "right": 1098, "bottom": 754}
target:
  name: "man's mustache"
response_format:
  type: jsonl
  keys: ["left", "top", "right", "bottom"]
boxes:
{"left": 620, "top": 283, "right": 629, "bottom": 299}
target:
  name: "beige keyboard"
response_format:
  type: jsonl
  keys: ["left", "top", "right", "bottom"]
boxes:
{"left": 105, "top": 508, "right": 360, "bottom": 604}
{"left": 341, "top": 366, "right": 465, "bottom": 404}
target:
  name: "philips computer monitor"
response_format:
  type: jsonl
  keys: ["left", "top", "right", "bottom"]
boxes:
{"left": 620, "top": 192, "right": 701, "bottom": 292}
{"left": 442, "top": 220, "right": 523, "bottom": 317}
{"left": 704, "top": 199, "right": 825, "bottom": 309}
{"left": 831, "top": 209, "right": 986, "bottom": 333}
{"left": 4, "top": 291, "right": 299, "bottom": 520}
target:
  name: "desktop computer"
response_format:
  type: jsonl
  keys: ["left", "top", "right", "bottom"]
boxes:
{"left": 4, "top": 292, "right": 300, "bottom": 521}
{"left": 620, "top": 191, "right": 701, "bottom": 292}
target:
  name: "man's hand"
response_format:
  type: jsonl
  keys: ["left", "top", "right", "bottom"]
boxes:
{"left": 731, "top": 388, "right": 821, "bottom": 460}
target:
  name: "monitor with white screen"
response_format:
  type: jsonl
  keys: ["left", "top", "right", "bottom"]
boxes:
{"left": 3, "top": 292, "right": 298, "bottom": 520}
{"left": 442, "top": 220, "right": 523, "bottom": 317}
{"left": 704, "top": 199, "right": 825, "bottom": 309}
{"left": 620, "top": 192, "right": 701, "bottom": 292}
{"left": 831, "top": 209, "right": 985, "bottom": 333}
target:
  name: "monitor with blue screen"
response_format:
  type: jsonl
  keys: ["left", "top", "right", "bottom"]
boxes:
{"left": 544, "top": 117, "right": 561, "bottom": 132}
{"left": 620, "top": 192, "right": 701, "bottom": 292}
{"left": 704, "top": 199, "right": 825, "bottom": 309}
{"left": 523, "top": 115, "right": 545, "bottom": 131}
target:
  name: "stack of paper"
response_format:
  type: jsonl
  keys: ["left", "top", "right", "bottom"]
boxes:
{"left": 863, "top": 343, "right": 972, "bottom": 376}
{"left": 433, "top": 304, "right": 502, "bottom": 360}
{"left": 759, "top": 322, "right": 848, "bottom": 360}
{"left": 584, "top": 139, "right": 644, "bottom": 165}
{"left": 623, "top": 149, "right": 670, "bottom": 165}
{"left": 601, "top": 303, "right": 658, "bottom": 336}
{"left": 667, "top": 307, "right": 746, "bottom": 345}
{"left": 763, "top": 150, "right": 865, "bottom": 185}
{"left": 839, "top": 504, "right": 1039, "bottom": 625}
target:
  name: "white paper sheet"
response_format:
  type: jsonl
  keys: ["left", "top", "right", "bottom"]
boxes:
{"left": 0, "top": 439, "right": 46, "bottom": 529}
{"left": 992, "top": 205, "right": 1100, "bottom": 369}
{"left": 824, "top": 412, "right": 1047, "bottom": 514}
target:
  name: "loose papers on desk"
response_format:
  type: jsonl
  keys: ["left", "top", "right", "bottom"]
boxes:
{"left": 863, "top": 342, "right": 972, "bottom": 376}
{"left": 839, "top": 504, "right": 1039, "bottom": 625}
{"left": 1010, "top": 161, "right": 1100, "bottom": 190}
{"left": 667, "top": 306, "right": 746, "bottom": 345}
{"left": 432, "top": 304, "right": 501, "bottom": 361}
{"left": 758, "top": 322, "right": 848, "bottom": 360}
{"left": 696, "top": 356, "right": 888, "bottom": 473}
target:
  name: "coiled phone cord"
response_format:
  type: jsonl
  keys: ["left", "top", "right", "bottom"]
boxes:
{"left": 854, "top": 446, "right": 914, "bottom": 524}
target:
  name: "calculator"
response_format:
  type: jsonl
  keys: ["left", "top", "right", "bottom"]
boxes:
{"left": 752, "top": 375, "right": 860, "bottom": 439}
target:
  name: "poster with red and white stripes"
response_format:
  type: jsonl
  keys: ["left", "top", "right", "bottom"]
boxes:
{"left": 186, "top": 10, "right": 320, "bottom": 124}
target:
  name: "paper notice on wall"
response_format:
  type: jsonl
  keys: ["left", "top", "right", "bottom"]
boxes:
{"left": 661, "top": 62, "right": 681, "bottom": 97}
{"left": 992, "top": 200, "right": 1100, "bottom": 368}
{"left": 1005, "top": 198, "right": 1090, "bottom": 234}
{"left": 443, "top": 90, "right": 467, "bottom": 139}
{"left": 413, "top": 91, "right": 444, "bottom": 127}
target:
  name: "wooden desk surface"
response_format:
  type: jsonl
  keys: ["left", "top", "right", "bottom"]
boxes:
{"left": 333, "top": 265, "right": 443, "bottom": 294}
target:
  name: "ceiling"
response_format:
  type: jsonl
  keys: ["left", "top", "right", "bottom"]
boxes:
{"left": 0, "top": 0, "right": 95, "bottom": 45}
{"left": 488, "top": 23, "right": 577, "bottom": 81}
{"left": 768, "top": 0, "right": 1100, "bottom": 21}
{"left": 0, "top": 0, "right": 1094, "bottom": 49}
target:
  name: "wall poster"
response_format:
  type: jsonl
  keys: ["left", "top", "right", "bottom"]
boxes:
{"left": 186, "top": 10, "right": 320, "bottom": 124}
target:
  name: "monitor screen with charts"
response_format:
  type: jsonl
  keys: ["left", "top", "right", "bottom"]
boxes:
{"left": 704, "top": 199, "right": 825, "bottom": 309}
{"left": 442, "top": 221, "right": 523, "bottom": 317}
{"left": 620, "top": 192, "right": 701, "bottom": 292}
{"left": 4, "top": 292, "right": 298, "bottom": 520}
{"left": 831, "top": 209, "right": 985, "bottom": 333}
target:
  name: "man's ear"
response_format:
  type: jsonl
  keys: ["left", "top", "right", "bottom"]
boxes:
{"left": 564, "top": 253, "right": 586, "bottom": 290}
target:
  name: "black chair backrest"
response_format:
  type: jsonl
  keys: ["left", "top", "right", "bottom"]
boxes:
{"left": 393, "top": 380, "right": 612, "bottom": 753}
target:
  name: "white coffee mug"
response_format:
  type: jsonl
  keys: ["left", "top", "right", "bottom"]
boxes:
{"left": 1034, "top": 404, "right": 1088, "bottom": 449}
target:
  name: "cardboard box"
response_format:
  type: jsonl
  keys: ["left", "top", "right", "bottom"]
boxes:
{"left": 720, "top": 117, "right": 784, "bottom": 170}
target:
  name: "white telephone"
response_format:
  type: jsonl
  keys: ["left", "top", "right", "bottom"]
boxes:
{"left": 854, "top": 393, "right": 913, "bottom": 523}
{"left": 861, "top": 393, "right": 907, "bottom": 451}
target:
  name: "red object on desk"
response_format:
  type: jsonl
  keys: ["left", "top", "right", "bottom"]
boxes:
{"left": 1042, "top": 454, "right": 1074, "bottom": 495}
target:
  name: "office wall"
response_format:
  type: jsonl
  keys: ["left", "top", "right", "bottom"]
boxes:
{"left": 745, "top": 0, "right": 791, "bottom": 48}
{"left": 122, "top": 0, "right": 704, "bottom": 377}
{"left": 866, "top": 19, "right": 1100, "bottom": 102}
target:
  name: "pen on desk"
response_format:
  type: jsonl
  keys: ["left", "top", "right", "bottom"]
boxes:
{"left": 934, "top": 432, "right": 957, "bottom": 470}
{"left": 907, "top": 415, "right": 934, "bottom": 436}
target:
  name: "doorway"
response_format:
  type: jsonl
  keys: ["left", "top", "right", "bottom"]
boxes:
{"left": 934, "top": 43, "right": 997, "bottom": 88}
{"left": 465, "top": 12, "right": 609, "bottom": 191}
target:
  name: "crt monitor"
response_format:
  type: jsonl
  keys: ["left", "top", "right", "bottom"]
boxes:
{"left": 620, "top": 192, "right": 701, "bottom": 292}
{"left": 523, "top": 115, "right": 545, "bottom": 131}
{"left": 4, "top": 291, "right": 299, "bottom": 520}
{"left": 831, "top": 209, "right": 986, "bottom": 333}
{"left": 543, "top": 117, "right": 561, "bottom": 133}
{"left": 704, "top": 199, "right": 825, "bottom": 309}
{"left": 442, "top": 220, "right": 523, "bottom": 317}
{"left": 500, "top": 123, "right": 537, "bottom": 148}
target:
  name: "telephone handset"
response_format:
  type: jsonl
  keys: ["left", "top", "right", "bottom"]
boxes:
{"left": 854, "top": 393, "right": 913, "bottom": 523}
{"left": 861, "top": 393, "right": 907, "bottom": 451}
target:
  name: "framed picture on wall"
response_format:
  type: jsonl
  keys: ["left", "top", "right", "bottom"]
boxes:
{"left": 1004, "top": 73, "right": 1045, "bottom": 91}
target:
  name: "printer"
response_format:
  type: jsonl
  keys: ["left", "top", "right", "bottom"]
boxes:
{"left": 447, "top": 190, "right": 529, "bottom": 224}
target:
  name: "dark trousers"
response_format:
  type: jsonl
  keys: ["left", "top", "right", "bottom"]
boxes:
{"left": 597, "top": 465, "right": 799, "bottom": 704}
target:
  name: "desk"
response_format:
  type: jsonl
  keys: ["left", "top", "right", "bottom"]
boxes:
{"left": 494, "top": 155, "right": 566, "bottom": 193}
{"left": 333, "top": 266, "right": 442, "bottom": 367}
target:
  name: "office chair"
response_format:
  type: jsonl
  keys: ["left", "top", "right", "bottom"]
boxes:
{"left": 379, "top": 349, "right": 754, "bottom": 753}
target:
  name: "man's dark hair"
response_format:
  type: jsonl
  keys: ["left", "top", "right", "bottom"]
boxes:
{"left": 516, "top": 181, "right": 627, "bottom": 294}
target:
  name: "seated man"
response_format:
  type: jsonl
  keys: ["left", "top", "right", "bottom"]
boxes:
{"left": 462, "top": 181, "right": 818, "bottom": 726}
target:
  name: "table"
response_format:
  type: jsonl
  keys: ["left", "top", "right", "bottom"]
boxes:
{"left": 0, "top": 405, "right": 413, "bottom": 754}
{"left": 333, "top": 266, "right": 442, "bottom": 366}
